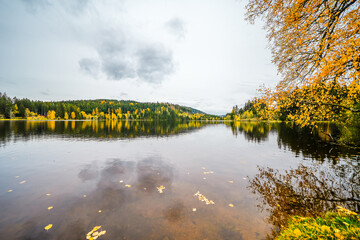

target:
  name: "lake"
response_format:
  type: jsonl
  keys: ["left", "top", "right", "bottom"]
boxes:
{"left": 0, "top": 120, "right": 359, "bottom": 240}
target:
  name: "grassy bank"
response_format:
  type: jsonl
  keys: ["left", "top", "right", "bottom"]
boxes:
{"left": 276, "top": 206, "right": 360, "bottom": 239}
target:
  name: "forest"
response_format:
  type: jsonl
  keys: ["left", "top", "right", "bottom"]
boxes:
{"left": 0, "top": 93, "right": 220, "bottom": 121}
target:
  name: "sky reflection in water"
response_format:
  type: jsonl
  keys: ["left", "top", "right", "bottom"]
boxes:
{"left": 0, "top": 120, "right": 358, "bottom": 240}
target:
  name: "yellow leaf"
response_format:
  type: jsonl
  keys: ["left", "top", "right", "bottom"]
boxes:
{"left": 125, "top": 184, "right": 131, "bottom": 188}
{"left": 157, "top": 185, "right": 166, "bottom": 193}
{"left": 44, "top": 224, "right": 53, "bottom": 231}
{"left": 321, "top": 225, "right": 330, "bottom": 232}
{"left": 228, "top": 204, "right": 234, "bottom": 207}
{"left": 98, "top": 210, "right": 102, "bottom": 213}
{"left": 293, "top": 228, "right": 302, "bottom": 236}
{"left": 48, "top": 206, "right": 53, "bottom": 210}
{"left": 228, "top": 180, "right": 233, "bottom": 183}
{"left": 7, "top": 190, "right": 13, "bottom": 192}
{"left": 46, "top": 193, "right": 51, "bottom": 196}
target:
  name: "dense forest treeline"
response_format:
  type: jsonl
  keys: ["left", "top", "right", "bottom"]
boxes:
{"left": 0, "top": 92, "right": 220, "bottom": 121}
{"left": 227, "top": 82, "right": 360, "bottom": 146}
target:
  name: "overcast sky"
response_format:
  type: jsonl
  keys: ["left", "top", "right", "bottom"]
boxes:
{"left": 0, "top": 0, "right": 279, "bottom": 115}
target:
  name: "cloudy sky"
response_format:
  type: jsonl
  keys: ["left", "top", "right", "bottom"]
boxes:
{"left": 0, "top": 0, "right": 279, "bottom": 115}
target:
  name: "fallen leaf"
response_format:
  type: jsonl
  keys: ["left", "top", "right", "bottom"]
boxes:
{"left": 228, "top": 180, "right": 233, "bottom": 183}
{"left": 228, "top": 204, "right": 234, "bottom": 207}
{"left": 15, "top": 176, "right": 19, "bottom": 178}
{"left": 46, "top": 193, "right": 51, "bottom": 196}
{"left": 7, "top": 190, "right": 13, "bottom": 192}
{"left": 119, "top": 180, "right": 123, "bottom": 183}
{"left": 203, "top": 177, "right": 206, "bottom": 180}
{"left": 44, "top": 224, "right": 53, "bottom": 231}
{"left": 157, "top": 185, "right": 166, "bottom": 193}
{"left": 242, "top": 177, "right": 247, "bottom": 180}
{"left": 83, "top": 195, "right": 87, "bottom": 198}
{"left": 125, "top": 184, "right": 131, "bottom": 188}
{"left": 98, "top": 210, "right": 102, "bottom": 213}
{"left": 48, "top": 206, "right": 53, "bottom": 210}
{"left": 86, "top": 226, "right": 106, "bottom": 240}
{"left": 192, "top": 208, "right": 197, "bottom": 212}
{"left": 19, "top": 180, "right": 26, "bottom": 184}
{"left": 194, "top": 191, "right": 215, "bottom": 205}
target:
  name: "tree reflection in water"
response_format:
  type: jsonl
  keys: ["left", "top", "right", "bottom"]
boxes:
{"left": 249, "top": 160, "right": 360, "bottom": 238}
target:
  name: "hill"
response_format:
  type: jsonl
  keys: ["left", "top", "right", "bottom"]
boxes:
{"left": 0, "top": 93, "right": 219, "bottom": 121}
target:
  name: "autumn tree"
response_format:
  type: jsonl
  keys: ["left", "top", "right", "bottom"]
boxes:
{"left": 246, "top": 0, "right": 360, "bottom": 144}
{"left": 246, "top": 0, "right": 360, "bottom": 87}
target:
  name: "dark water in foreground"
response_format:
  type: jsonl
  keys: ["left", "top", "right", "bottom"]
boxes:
{"left": 0, "top": 120, "right": 359, "bottom": 240}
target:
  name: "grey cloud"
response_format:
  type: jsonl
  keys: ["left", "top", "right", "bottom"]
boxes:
{"left": 79, "top": 58, "right": 100, "bottom": 77}
{"left": 102, "top": 59, "right": 136, "bottom": 80}
{"left": 80, "top": 37, "right": 174, "bottom": 84}
{"left": 165, "top": 17, "right": 186, "bottom": 39}
{"left": 136, "top": 45, "right": 174, "bottom": 84}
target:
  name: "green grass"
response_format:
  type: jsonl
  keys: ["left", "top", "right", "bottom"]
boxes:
{"left": 276, "top": 206, "right": 360, "bottom": 240}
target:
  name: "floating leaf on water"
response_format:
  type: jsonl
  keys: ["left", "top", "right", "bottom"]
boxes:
{"left": 157, "top": 185, "right": 166, "bottom": 193}
{"left": 125, "top": 184, "right": 131, "bottom": 188}
{"left": 44, "top": 224, "right": 53, "bottom": 231}
{"left": 192, "top": 208, "right": 197, "bottom": 212}
{"left": 228, "top": 180, "right": 233, "bottom": 183}
{"left": 46, "top": 193, "right": 51, "bottom": 196}
{"left": 194, "top": 191, "right": 215, "bottom": 205}
{"left": 228, "top": 204, "right": 234, "bottom": 208}
{"left": 19, "top": 180, "right": 26, "bottom": 184}
{"left": 86, "top": 226, "right": 106, "bottom": 240}
{"left": 83, "top": 195, "right": 87, "bottom": 198}
{"left": 48, "top": 206, "right": 53, "bottom": 210}
{"left": 7, "top": 190, "right": 13, "bottom": 192}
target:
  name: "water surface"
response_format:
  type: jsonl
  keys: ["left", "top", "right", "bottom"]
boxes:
{"left": 0, "top": 120, "right": 358, "bottom": 240}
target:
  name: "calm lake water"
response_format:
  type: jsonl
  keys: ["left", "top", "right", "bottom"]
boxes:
{"left": 0, "top": 120, "right": 359, "bottom": 240}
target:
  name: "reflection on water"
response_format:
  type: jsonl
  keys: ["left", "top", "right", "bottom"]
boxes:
{"left": 227, "top": 121, "right": 359, "bottom": 161}
{"left": 0, "top": 120, "right": 358, "bottom": 239}
{"left": 248, "top": 161, "right": 360, "bottom": 238}
{"left": 226, "top": 121, "right": 273, "bottom": 143}
{"left": 0, "top": 120, "right": 213, "bottom": 146}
